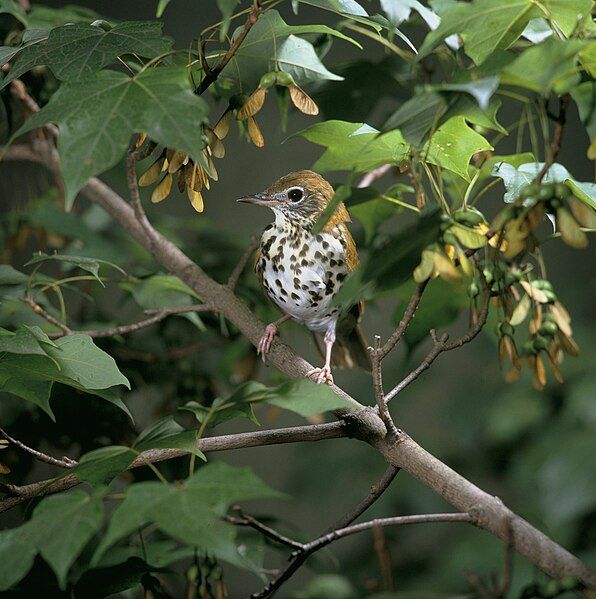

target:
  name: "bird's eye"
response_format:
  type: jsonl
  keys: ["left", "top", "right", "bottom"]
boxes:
{"left": 288, "top": 187, "right": 304, "bottom": 202}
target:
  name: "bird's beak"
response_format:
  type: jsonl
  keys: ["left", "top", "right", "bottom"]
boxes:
{"left": 237, "top": 193, "right": 277, "bottom": 207}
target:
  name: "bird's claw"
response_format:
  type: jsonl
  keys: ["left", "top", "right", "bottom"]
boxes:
{"left": 257, "top": 324, "right": 278, "bottom": 365}
{"left": 306, "top": 366, "right": 334, "bottom": 386}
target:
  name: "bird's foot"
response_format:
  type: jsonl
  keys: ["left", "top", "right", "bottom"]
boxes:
{"left": 306, "top": 366, "right": 334, "bottom": 386}
{"left": 257, "top": 324, "right": 278, "bottom": 365}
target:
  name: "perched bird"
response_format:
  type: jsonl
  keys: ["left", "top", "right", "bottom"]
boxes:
{"left": 238, "top": 170, "right": 370, "bottom": 384}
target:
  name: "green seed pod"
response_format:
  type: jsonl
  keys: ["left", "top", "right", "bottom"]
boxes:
{"left": 532, "top": 279, "right": 553, "bottom": 291}
{"left": 499, "top": 322, "right": 515, "bottom": 337}
{"left": 504, "top": 272, "right": 517, "bottom": 287}
{"left": 523, "top": 340, "right": 537, "bottom": 355}
{"left": 259, "top": 72, "right": 277, "bottom": 89}
{"left": 509, "top": 267, "right": 522, "bottom": 281}
{"left": 543, "top": 289, "right": 557, "bottom": 303}
{"left": 520, "top": 183, "right": 540, "bottom": 199}
{"left": 549, "top": 198, "right": 562, "bottom": 210}
{"left": 539, "top": 321, "right": 558, "bottom": 336}
{"left": 229, "top": 93, "right": 248, "bottom": 110}
{"left": 538, "top": 184, "right": 555, "bottom": 200}
{"left": 275, "top": 71, "right": 295, "bottom": 86}
{"left": 453, "top": 208, "right": 484, "bottom": 226}
{"left": 533, "top": 335, "right": 550, "bottom": 352}
{"left": 483, "top": 268, "right": 493, "bottom": 284}
{"left": 554, "top": 182, "right": 571, "bottom": 199}
{"left": 468, "top": 281, "right": 480, "bottom": 297}
{"left": 440, "top": 213, "right": 452, "bottom": 222}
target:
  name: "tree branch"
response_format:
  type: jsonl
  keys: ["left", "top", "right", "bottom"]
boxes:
{"left": 21, "top": 294, "right": 72, "bottom": 335}
{"left": 369, "top": 335, "right": 399, "bottom": 437}
{"left": 0, "top": 428, "right": 76, "bottom": 469}
{"left": 196, "top": 0, "right": 264, "bottom": 95}
{"left": 0, "top": 421, "right": 349, "bottom": 513}
{"left": 357, "top": 164, "right": 393, "bottom": 188}
{"left": 4, "top": 134, "right": 596, "bottom": 587}
{"left": 535, "top": 93, "right": 570, "bottom": 183}
{"left": 251, "top": 512, "right": 473, "bottom": 598}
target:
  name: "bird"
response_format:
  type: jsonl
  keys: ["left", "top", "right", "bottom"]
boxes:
{"left": 238, "top": 170, "right": 370, "bottom": 384}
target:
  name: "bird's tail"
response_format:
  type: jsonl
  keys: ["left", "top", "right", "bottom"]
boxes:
{"left": 314, "top": 325, "right": 371, "bottom": 372}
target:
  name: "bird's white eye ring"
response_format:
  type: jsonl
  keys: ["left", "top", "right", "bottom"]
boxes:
{"left": 287, "top": 187, "right": 304, "bottom": 202}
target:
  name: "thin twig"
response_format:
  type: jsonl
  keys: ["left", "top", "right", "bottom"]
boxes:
{"left": 251, "top": 513, "right": 473, "bottom": 598}
{"left": 378, "top": 282, "right": 428, "bottom": 360}
{"left": 373, "top": 525, "right": 394, "bottom": 591}
{"left": 323, "top": 465, "right": 400, "bottom": 534}
{"left": 196, "top": 0, "right": 264, "bottom": 95}
{"left": 0, "top": 421, "right": 349, "bottom": 513}
{"left": 52, "top": 304, "right": 217, "bottom": 338}
{"left": 384, "top": 274, "right": 491, "bottom": 404}
{"left": 0, "top": 428, "right": 76, "bottom": 469}
{"left": 369, "top": 336, "right": 399, "bottom": 438}
{"left": 22, "top": 295, "right": 72, "bottom": 335}
{"left": 227, "top": 235, "right": 259, "bottom": 291}
{"left": 225, "top": 506, "right": 304, "bottom": 550}
{"left": 357, "top": 164, "right": 393, "bottom": 188}
{"left": 534, "top": 94, "right": 569, "bottom": 183}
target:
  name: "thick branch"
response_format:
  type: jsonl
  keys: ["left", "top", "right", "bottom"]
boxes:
{"left": 196, "top": 0, "right": 264, "bottom": 95}
{"left": 0, "top": 421, "right": 349, "bottom": 513}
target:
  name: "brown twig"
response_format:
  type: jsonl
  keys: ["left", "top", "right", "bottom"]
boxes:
{"left": 251, "top": 513, "right": 474, "bottom": 598}
{"left": 373, "top": 525, "right": 394, "bottom": 591}
{"left": 0, "top": 428, "right": 76, "bottom": 469}
{"left": 227, "top": 235, "right": 259, "bottom": 291}
{"left": 0, "top": 421, "right": 349, "bottom": 513}
{"left": 369, "top": 336, "right": 399, "bottom": 438}
{"left": 196, "top": 0, "right": 264, "bottom": 95}
{"left": 21, "top": 295, "right": 72, "bottom": 335}
{"left": 534, "top": 94, "right": 569, "bottom": 183}
{"left": 357, "top": 164, "right": 393, "bottom": 188}
{"left": 323, "top": 465, "right": 400, "bottom": 534}
{"left": 377, "top": 282, "right": 428, "bottom": 360}
{"left": 225, "top": 506, "right": 304, "bottom": 550}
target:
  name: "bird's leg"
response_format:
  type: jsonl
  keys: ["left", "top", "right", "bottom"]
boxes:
{"left": 307, "top": 326, "right": 335, "bottom": 385}
{"left": 257, "top": 314, "right": 292, "bottom": 365}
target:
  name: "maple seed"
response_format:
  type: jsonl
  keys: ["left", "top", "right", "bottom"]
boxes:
{"left": 288, "top": 84, "right": 319, "bottom": 116}
{"left": 237, "top": 87, "right": 267, "bottom": 120}
{"left": 247, "top": 116, "right": 265, "bottom": 147}
{"left": 187, "top": 186, "right": 204, "bottom": 212}
{"left": 138, "top": 158, "right": 165, "bottom": 186}
{"left": 213, "top": 109, "right": 232, "bottom": 140}
{"left": 151, "top": 173, "right": 173, "bottom": 203}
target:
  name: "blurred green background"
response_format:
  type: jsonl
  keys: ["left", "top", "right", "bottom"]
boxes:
{"left": 1, "top": 1, "right": 594, "bottom": 598}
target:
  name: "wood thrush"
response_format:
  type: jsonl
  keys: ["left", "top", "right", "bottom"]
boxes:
{"left": 238, "top": 170, "right": 370, "bottom": 384}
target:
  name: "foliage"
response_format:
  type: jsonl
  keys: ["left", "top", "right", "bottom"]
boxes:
{"left": 0, "top": 0, "right": 595, "bottom": 596}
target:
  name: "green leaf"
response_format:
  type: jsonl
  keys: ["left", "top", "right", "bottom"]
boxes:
{"left": 418, "top": 0, "right": 541, "bottom": 65}
{"left": 380, "top": 0, "right": 440, "bottom": 28}
{"left": 218, "top": 10, "right": 359, "bottom": 93}
{"left": 26, "top": 5, "right": 102, "bottom": 28}
{"left": 383, "top": 92, "right": 447, "bottom": 145}
{"left": 350, "top": 198, "right": 399, "bottom": 244}
{"left": 298, "top": 0, "right": 368, "bottom": 17}
{"left": 93, "top": 462, "right": 279, "bottom": 568}
{"left": 11, "top": 66, "right": 209, "bottom": 209}
{"left": 3, "top": 21, "right": 172, "bottom": 86}
{"left": 277, "top": 35, "right": 343, "bottom": 83}
{"left": 293, "top": 120, "right": 409, "bottom": 172}
{"left": 543, "top": 0, "right": 593, "bottom": 37}
{"left": 444, "top": 95, "right": 507, "bottom": 134}
{"left": 363, "top": 209, "right": 443, "bottom": 293}
{"left": 0, "top": 491, "right": 103, "bottom": 590}
{"left": 216, "top": 0, "right": 240, "bottom": 41}
{"left": 25, "top": 251, "right": 126, "bottom": 285}
{"left": 432, "top": 76, "right": 499, "bottom": 110}
{"left": 35, "top": 491, "right": 104, "bottom": 588}
{"left": 0, "top": 0, "right": 27, "bottom": 25}
{"left": 570, "top": 81, "right": 596, "bottom": 158}
{"left": 181, "top": 398, "right": 260, "bottom": 429}
{"left": 156, "top": 0, "right": 173, "bottom": 17}
{"left": 0, "top": 264, "right": 28, "bottom": 285}
{"left": 0, "top": 325, "right": 56, "bottom": 356}
{"left": 72, "top": 446, "right": 137, "bottom": 487}
{"left": 492, "top": 161, "right": 596, "bottom": 209}
{"left": 501, "top": 38, "right": 586, "bottom": 95}
{"left": 425, "top": 116, "right": 492, "bottom": 181}
{"left": 134, "top": 416, "right": 206, "bottom": 461}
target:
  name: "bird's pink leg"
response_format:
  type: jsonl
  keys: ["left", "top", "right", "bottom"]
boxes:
{"left": 307, "top": 327, "right": 335, "bottom": 385}
{"left": 257, "top": 314, "right": 292, "bottom": 364}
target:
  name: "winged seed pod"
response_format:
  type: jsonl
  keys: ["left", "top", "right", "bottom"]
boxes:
{"left": 151, "top": 173, "right": 173, "bottom": 203}
{"left": 246, "top": 116, "right": 265, "bottom": 148}
{"left": 213, "top": 109, "right": 232, "bottom": 140}
{"left": 236, "top": 87, "right": 267, "bottom": 120}
{"left": 288, "top": 84, "right": 319, "bottom": 115}
{"left": 138, "top": 156, "right": 167, "bottom": 186}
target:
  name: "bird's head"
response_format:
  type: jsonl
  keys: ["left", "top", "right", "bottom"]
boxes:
{"left": 238, "top": 170, "right": 349, "bottom": 228}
